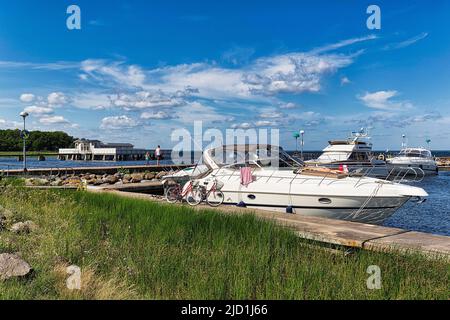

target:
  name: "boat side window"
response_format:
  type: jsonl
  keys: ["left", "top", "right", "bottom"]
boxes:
{"left": 349, "top": 152, "right": 368, "bottom": 161}
{"left": 405, "top": 151, "right": 423, "bottom": 158}
{"left": 421, "top": 151, "right": 431, "bottom": 158}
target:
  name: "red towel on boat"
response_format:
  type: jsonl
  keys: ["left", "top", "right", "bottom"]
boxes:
{"left": 240, "top": 167, "right": 253, "bottom": 187}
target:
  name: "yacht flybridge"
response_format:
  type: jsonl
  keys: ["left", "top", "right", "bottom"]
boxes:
{"left": 306, "top": 129, "right": 389, "bottom": 178}
{"left": 387, "top": 148, "right": 438, "bottom": 175}
{"left": 182, "top": 144, "right": 428, "bottom": 225}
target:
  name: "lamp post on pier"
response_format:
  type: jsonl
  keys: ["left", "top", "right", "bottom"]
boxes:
{"left": 293, "top": 132, "right": 300, "bottom": 153}
{"left": 300, "top": 130, "right": 305, "bottom": 160}
{"left": 19, "top": 111, "right": 29, "bottom": 172}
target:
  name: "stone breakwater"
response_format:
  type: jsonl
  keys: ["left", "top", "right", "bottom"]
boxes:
{"left": 24, "top": 170, "right": 171, "bottom": 187}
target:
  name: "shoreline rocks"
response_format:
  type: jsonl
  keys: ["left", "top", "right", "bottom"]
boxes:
{"left": 24, "top": 170, "right": 172, "bottom": 187}
{"left": 0, "top": 253, "right": 32, "bottom": 280}
{"left": 0, "top": 207, "right": 14, "bottom": 231}
{"left": 10, "top": 221, "right": 38, "bottom": 234}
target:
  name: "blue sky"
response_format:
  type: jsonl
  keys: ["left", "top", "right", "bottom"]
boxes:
{"left": 1, "top": 0, "right": 450, "bottom": 150}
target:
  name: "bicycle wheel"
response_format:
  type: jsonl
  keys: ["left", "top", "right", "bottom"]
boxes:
{"left": 186, "top": 186, "right": 203, "bottom": 206}
{"left": 165, "top": 186, "right": 180, "bottom": 204}
{"left": 206, "top": 190, "right": 224, "bottom": 207}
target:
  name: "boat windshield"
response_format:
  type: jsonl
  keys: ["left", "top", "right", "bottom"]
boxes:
{"left": 207, "top": 145, "right": 304, "bottom": 169}
{"left": 399, "top": 149, "right": 431, "bottom": 158}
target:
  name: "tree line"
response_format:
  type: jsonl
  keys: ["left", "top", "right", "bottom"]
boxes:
{"left": 0, "top": 129, "right": 75, "bottom": 151}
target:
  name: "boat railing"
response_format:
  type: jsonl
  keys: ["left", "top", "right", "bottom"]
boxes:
{"left": 387, "top": 166, "right": 425, "bottom": 183}
{"left": 207, "top": 162, "right": 426, "bottom": 190}
{"left": 0, "top": 162, "right": 22, "bottom": 177}
{"left": 211, "top": 166, "right": 362, "bottom": 188}
{"left": 0, "top": 163, "right": 82, "bottom": 178}
{"left": 348, "top": 165, "right": 424, "bottom": 188}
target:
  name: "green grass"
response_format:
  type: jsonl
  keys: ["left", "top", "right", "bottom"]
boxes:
{"left": 0, "top": 151, "right": 57, "bottom": 157}
{"left": 0, "top": 184, "right": 448, "bottom": 299}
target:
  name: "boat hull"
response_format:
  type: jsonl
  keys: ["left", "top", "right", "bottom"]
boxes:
{"left": 387, "top": 163, "right": 438, "bottom": 176}
{"left": 219, "top": 189, "right": 410, "bottom": 224}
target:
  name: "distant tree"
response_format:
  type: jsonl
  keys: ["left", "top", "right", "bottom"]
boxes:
{"left": 0, "top": 129, "right": 75, "bottom": 151}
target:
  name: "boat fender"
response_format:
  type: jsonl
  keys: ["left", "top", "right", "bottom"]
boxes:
{"left": 236, "top": 201, "right": 247, "bottom": 208}
{"left": 286, "top": 206, "right": 294, "bottom": 214}
{"left": 412, "top": 197, "right": 427, "bottom": 204}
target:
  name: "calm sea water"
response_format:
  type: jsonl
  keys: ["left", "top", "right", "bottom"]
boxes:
{"left": 1, "top": 153, "right": 449, "bottom": 236}
{"left": 384, "top": 172, "right": 450, "bottom": 236}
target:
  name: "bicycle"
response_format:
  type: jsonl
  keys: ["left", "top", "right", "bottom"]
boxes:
{"left": 186, "top": 179, "right": 224, "bottom": 207}
{"left": 164, "top": 180, "right": 197, "bottom": 204}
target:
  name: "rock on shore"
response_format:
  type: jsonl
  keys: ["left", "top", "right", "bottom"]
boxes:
{"left": 24, "top": 170, "right": 172, "bottom": 187}
{"left": 10, "top": 221, "right": 38, "bottom": 234}
{"left": 0, "top": 253, "right": 32, "bottom": 280}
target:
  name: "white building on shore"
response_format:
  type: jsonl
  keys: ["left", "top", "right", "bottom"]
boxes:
{"left": 58, "top": 139, "right": 148, "bottom": 161}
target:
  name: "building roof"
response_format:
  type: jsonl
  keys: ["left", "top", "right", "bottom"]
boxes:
{"left": 104, "top": 143, "right": 134, "bottom": 147}
{"left": 75, "top": 138, "right": 102, "bottom": 143}
{"left": 74, "top": 139, "right": 134, "bottom": 148}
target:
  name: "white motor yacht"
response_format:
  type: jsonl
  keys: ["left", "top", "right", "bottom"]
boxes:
{"left": 306, "top": 129, "right": 389, "bottom": 178}
{"left": 387, "top": 148, "right": 438, "bottom": 176}
{"left": 190, "top": 144, "right": 428, "bottom": 225}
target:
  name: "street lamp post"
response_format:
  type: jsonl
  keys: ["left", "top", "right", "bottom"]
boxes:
{"left": 300, "top": 130, "right": 305, "bottom": 160}
{"left": 20, "top": 111, "right": 29, "bottom": 172}
{"left": 292, "top": 132, "right": 300, "bottom": 153}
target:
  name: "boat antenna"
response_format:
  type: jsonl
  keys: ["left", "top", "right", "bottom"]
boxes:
{"left": 401, "top": 134, "right": 407, "bottom": 149}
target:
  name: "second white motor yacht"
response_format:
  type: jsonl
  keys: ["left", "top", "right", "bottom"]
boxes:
{"left": 387, "top": 148, "right": 438, "bottom": 176}
{"left": 305, "top": 129, "right": 389, "bottom": 178}
{"left": 185, "top": 144, "right": 428, "bottom": 225}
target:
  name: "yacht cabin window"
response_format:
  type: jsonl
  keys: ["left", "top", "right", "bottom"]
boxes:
{"left": 209, "top": 147, "right": 303, "bottom": 169}
{"left": 399, "top": 149, "right": 432, "bottom": 158}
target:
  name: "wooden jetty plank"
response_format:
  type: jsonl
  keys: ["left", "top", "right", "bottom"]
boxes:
{"left": 25, "top": 185, "right": 77, "bottom": 190}
{"left": 103, "top": 181, "right": 164, "bottom": 193}
{"left": 89, "top": 188, "right": 450, "bottom": 259}
{"left": 365, "top": 231, "right": 450, "bottom": 256}
{"left": 259, "top": 213, "right": 407, "bottom": 248}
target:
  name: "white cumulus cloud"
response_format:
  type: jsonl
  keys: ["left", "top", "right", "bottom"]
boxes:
{"left": 24, "top": 105, "right": 54, "bottom": 115}
{"left": 48, "top": 92, "right": 69, "bottom": 105}
{"left": 109, "top": 90, "right": 186, "bottom": 110}
{"left": 358, "top": 90, "right": 413, "bottom": 110}
{"left": 140, "top": 111, "right": 174, "bottom": 120}
{"left": 80, "top": 59, "right": 146, "bottom": 88}
{"left": 20, "top": 93, "right": 35, "bottom": 103}
{"left": 100, "top": 115, "right": 138, "bottom": 130}
{"left": 39, "top": 115, "right": 70, "bottom": 125}
{"left": 279, "top": 102, "right": 298, "bottom": 109}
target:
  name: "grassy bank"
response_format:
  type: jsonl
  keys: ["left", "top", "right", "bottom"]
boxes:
{"left": 0, "top": 184, "right": 448, "bottom": 299}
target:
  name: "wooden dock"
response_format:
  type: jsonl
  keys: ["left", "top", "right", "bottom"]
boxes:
{"left": 89, "top": 188, "right": 450, "bottom": 260}
{"left": 101, "top": 181, "right": 166, "bottom": 193}
{"left": 1, "top": 164, "right": 191, "bottom": 176}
